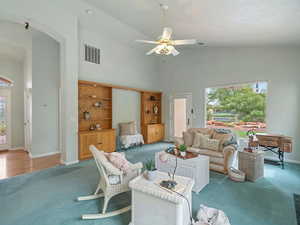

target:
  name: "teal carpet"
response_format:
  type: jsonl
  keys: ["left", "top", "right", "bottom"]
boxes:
{"left": 295, "top": 194, "right": 300, "bottom": 225}
{"left": 0, "top": 142, "right": 299, "bottom": 225}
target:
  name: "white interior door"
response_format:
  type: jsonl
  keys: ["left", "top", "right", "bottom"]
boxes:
{"left": 0, "top": 89, "right": 11, "bottom": 150}
{"left": 169, "top": 93, "right": 193, "bottom": 139}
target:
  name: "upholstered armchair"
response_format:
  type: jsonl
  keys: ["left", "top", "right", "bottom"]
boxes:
{"left": 77, "top": 145, "right": 142, "bottom": 219}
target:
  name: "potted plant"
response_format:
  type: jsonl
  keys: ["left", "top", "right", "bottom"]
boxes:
{"left": 178, "top": 144, "right": 187, "bottom": 157}
{"left": 144, "top": 160, "right": 157, "bottom": 181}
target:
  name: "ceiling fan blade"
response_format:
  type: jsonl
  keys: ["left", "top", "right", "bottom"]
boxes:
{"left": 161, "top": 27, "right": 172, "bottom": 40}
{"left": 136, "top": 40, "right": 159, "bottom": 44}
{"left": 172, "top": 39, "right": 197, "bottom": 45}
{"left": 146, "top": 45, "right": 162, "bottom": 55}
{"left": 170, "top": 46, "right": 180, "bottom": 56}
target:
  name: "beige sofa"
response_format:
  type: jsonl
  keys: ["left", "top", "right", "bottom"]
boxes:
{"left": 175, "top": 128, "right": 237, "bottom": 174}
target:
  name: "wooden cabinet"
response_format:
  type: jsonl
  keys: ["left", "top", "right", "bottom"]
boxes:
{"left": 141, "top": 91, "right": 164, "bottom": 144}
{"left": 79, "top": 129, "right": 116, "bottom": 160}
{"left": 143, "top": 124, "right": 165, "bottom": 144}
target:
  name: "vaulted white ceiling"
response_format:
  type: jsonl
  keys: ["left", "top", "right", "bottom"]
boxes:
{"left": 84, "top": 0, "right": 300, "bottom": 46}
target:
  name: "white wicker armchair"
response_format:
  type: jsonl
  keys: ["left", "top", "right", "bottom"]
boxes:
{"left": 77, "top": 145, "right": 143, "bottom": 219}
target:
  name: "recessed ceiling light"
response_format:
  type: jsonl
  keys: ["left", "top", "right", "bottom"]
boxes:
{"left": 85, "top": 9, "right": 93, "bottom": 14}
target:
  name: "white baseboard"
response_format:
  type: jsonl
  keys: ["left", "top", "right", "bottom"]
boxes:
{"left": 29, "top": 151, "right": 60, "bottom": 159}
{"left": 61, "top": 160, "right": 79, "bottom": 166}
{"left": 265, "top": 156, "right": 300, "bottom": 165}
{"left": 9, "top": 146, "right": 25, "bottom": 151}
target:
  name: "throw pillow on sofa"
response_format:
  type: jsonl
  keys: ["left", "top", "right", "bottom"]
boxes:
{"left": 205, "top": 138, "right": 220, "bottom": 151}
{"left": 183, "top": 131, "right": 194, "bottom": 147}
{"left": 192, "top": 133, "right": 210, "bottom": 148}
{"left": 212, "top": 132, "right": 232, "bottom": 151}
{"left": 189, "top": 128, "right": 214, "bottom": 138}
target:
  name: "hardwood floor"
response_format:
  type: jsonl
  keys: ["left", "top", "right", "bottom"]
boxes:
{"left": 0, "top": 150, "right": 61, "bottom": 180}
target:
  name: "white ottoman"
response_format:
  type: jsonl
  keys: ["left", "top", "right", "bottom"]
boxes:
{"left": 155, "top": 151, "right": 209, "bottom": 193}
{"left": 129, "top": 171, "right": 194, "bottom": 225}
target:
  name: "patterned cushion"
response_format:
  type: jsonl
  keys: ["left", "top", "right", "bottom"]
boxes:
{"left": 188, "top": 128, "right": 214, "bottom": 138}
{"left": 183, "top": 131, "right": 194, "bottom": 147}
{"left": 106, "top": 152, "right": 132, "bottom": 174}
{"left": 192, "top": 133, "right": 210, "bottom": 148}
{"left": 205, "top": 138, "right": 220, "bottom": 151}
{"left": 90, "top": 146, "right": 123, "bottom": 175}
{"left": 212, "top": 132, "right": 232, "bottom": 151}
{"left": 119, "top": 121, "right": 137, "bottom": 135}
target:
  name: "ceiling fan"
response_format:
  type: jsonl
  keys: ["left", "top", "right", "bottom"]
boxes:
{"left": 136, "top": 27, "right": 199, "bottom": 56}
{"left": 136, "top": 4, "right": 202, "bottom": 56}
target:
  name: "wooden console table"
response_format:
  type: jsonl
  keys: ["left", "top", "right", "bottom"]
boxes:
{"left": 251, "top": 133, "right": 292, "bottom": 169}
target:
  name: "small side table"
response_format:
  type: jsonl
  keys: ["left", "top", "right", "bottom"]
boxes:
{"left": 155, "top": 151, "right": 209, "bottom": 193}
{"left": 129, "top": 171, "right": 194, "bottom": 225}
{"left": 238, "top": 151, "right": 264, "bottom": 182}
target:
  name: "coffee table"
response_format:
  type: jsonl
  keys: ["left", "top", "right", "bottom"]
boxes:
{"left": 155, "top": 151, "right": 209, "bottom": 193}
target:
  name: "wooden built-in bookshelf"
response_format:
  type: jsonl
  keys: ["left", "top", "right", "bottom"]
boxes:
{"left": 78, "top": 80, "right": 115, "bottom": 159}
{"left": 141, "top": 92, "right": 164, "bottom": 144}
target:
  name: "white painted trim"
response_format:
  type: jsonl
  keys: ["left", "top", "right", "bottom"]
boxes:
{"left": 168, "top": 93, "right": 193, "bottom": 140}
{"left": 29, "top": 151, "right": 60, "bottom": 159}
{"left": 9, "top": 146, "right": 25, "bottom": 150}
{"left": 265, "top": 157, "right": 300, "bottom": 165}
{"left": 61, "top": 160, "right": 79, "bottom": 166}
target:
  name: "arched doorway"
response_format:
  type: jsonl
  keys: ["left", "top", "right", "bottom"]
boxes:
{"left": 0, "top": 10, "right": 79, "bottom": 165}
{"left": 0, "top": 18, "right": 72, "bottom": 178}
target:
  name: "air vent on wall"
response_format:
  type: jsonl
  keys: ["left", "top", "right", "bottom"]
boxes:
{"left": 84, "top": 44, "right": 100, "bottom": 64}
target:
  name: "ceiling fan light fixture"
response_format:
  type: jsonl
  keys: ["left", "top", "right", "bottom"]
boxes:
{"left": 154, "top": 44, "right": 170, "bottom": 55}
{"left": 135, "top": 4, "right": 199, "bottom": 56}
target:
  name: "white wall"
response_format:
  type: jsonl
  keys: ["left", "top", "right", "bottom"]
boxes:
{"left": 112, "top": 89, "right": 141, "bottom": 135}
{"left": 160, "top": 47, "right": 300, "bottom": 162}
{"left": 31, "top": 32, "right": 60, "bottom": 157}
{"left": 0, "top": 57, "right": 24, "bottom": 148}
{"left": 79, "top": 28, "right": 160, "bottom": 90}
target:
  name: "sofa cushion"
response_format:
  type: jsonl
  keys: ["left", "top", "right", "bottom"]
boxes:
{"left": 192, "top": 133, "right": 209, "bottom": 148}
{"left": 188, "top": 147, "right": 224, "bottom": 158}
{"left": 209, "top": 156, "right": 225, "bottom": 165}
{"left": 188, "top": 128, "right": 214, "bottom": 138}
{"left": 212, "top": 132, "right": 232, "bottom": 151}
{"left": 206, "top": 138, "right": 220, "bottom": 151}
{"left": 183, "top": 131, "right": 194, "bottom": 147}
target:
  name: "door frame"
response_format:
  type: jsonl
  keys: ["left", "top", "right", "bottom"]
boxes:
{"left": 24, "top": 88, "right": 32, "bottom": 153}
{"left": 0, "top": 88, "right": 12, "bottom": 150}
{"left": 169, "top": 93, "right": 193, "bottom": 140}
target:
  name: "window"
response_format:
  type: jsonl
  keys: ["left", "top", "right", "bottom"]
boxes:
{"left": 205, "top": 81, "right": 268, "bottom": 138}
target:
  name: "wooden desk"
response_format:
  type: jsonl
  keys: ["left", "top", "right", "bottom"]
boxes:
{"left": 252, "top": 133, "right": 292, "bottom": 169}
